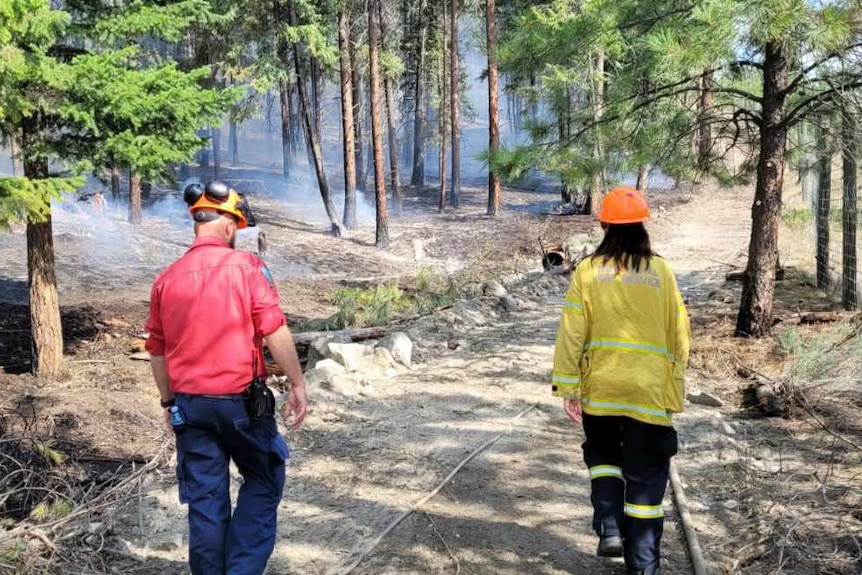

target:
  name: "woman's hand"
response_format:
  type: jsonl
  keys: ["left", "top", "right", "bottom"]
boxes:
{"left": 563, "top": 398, "right": 582, "bottom": 424}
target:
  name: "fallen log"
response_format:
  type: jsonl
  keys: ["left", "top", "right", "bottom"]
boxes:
{"left": 291, "top": 326, "right": 388, "bottom": 347}
{"left": 726, "top": 267, "right": 785, "bottom": 282}
{"left": 799, "top": 311, "right": 842, "bottom": 324}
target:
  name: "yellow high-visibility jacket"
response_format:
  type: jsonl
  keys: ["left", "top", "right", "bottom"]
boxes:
{"left": 552, "top": 255, "right": 691, "bottom": 427}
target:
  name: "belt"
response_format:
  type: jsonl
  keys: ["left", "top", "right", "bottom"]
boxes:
{"left": 176, "top": 393, "right": 245, "bottom": 401}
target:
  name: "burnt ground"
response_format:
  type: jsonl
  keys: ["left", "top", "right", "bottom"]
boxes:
{"left": 1, "top": 181, "right": 861, "bottom": 575}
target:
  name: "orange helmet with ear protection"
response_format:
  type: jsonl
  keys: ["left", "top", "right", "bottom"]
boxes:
{"left": 183, "top": 181, "right": 256, "bottom": 229}
{"left": 598, "top": 186, "right": 650, "bottom": 225}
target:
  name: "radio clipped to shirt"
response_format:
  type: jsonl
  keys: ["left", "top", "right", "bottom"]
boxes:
{"left": 245, "top": 353, "right": 275, "bottom": 421}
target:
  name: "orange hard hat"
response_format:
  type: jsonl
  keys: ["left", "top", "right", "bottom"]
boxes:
{"left": 598, "top": 186, "right": 650, "bottom": 224}
{"left": 184, "top": 181, "right": 256, "bottom": 229}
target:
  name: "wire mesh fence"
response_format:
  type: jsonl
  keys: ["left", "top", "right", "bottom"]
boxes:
{"left": 782, "top": 153, "right": 859, "bottom": 311}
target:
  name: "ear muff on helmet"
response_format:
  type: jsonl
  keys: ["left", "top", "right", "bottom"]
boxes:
{"left": 183, "top": 183, "right": 204, "bottom": 207}
{"left": 185, "top": 180, "right": 256, "bottom": 229}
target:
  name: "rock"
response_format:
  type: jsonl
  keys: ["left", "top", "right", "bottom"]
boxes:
{"left": 129, "top": 352, "right": 150, "bottom": 361}
{"left": 304, "top": 362, "right": 361, "bottom": 397}
{"left": 359, "top": 383, "right": 375, "bottom": 397}
{"left": 307, "top": 334, "right": 352, "bottom": 366}
{"left": 496, "top": 295, "right": 522, "bottom": 312}
{"left": 482, "top": 280, "right": 507, "bottom": 297}
{"left": 686, "top": 389, "right": 724, "bottom": 408}
{"left": 377, "top": 332, "right": 413, "bottom": 367}
{"left": 722, "top": 499, "right": 739, "bottom": 510}
{"left": 327, "top": 342, "right": 375, "bottom": 373}
{"left": 372, "top": 347, "right": 397, "bottom": 370}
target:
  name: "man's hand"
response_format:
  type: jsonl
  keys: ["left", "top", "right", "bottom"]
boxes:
{"left": 163, "top": 408, "right": 172, "bottom": 436}
{"left": 563, "top": 398, "right": 583, "bottom": 424}
{"left": 283, "top": 382, "right": 308, "bottom": 430}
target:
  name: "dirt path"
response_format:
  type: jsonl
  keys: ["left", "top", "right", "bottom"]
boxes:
{"left": 108, "top": 184, "right": 755, "bottom": 575}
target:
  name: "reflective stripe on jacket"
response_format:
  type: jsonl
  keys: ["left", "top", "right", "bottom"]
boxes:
{"left": 551, "top": 255, "right": 691, "bottom": 426}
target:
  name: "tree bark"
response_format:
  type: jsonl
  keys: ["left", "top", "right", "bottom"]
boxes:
{"left": 311, "top": 58, "right": 323, "bottom": 144}
{"left": 486, "top": 0, "right": 501, "bottom": 216}
{"left": 128, "top": 173, "right": 143, "bottom": 224}
{"left": 697, "top": 68, "right": 714, "bottom": 168}
{"left": 228, "top": 120, "right": 239, "bottom": 164}
{"left": 842, "top": 110, "right": 858, "bottom": 311}
{"left": 339, "top": 10, "right": 358, "bottom": 230}
{"left": 410, "top": 0, "right": 428, "bottom": 187}
{"left": 350, "top": 38, "right": 366, "bottom": 192}
{"left": 438, "top": 0, "right": 448, "bottom": 213}
{"left": 21, "top": 113, "right": 64, "bottom": 379}
{"left": 588, "top": 50, "right": 605, "bottom": 215}
{"left": 274, "top": 0, "right": 293, "bottom": 179}
{"left": 735, "top": 42, "right": 790, "bottom": 338}
{"left": 211, "top": 126, "right": 221, "bottom": 180}
{"left": 278, "top": 81, "right": 293, "bottom": 178}
{"left": 376, "top": 3, "right": 402, "bottom": 214}
{"left": 288, "top": 0, "right": 343, "bottom": 237}
{"left": 10, "top": 134, "right": 21, "bottom": 177}
{"left": 110, "top": 165, "right": 121, "bottom": 201}
{"left": 449, "top": 0, "right": 460, "bottom": 208}
{"left": 636, "top": 164, "right": 649, "bottom": 191}
{"left": 368, "top": 0, "right": 389, "bottom": 247}
{"left": 816, "top": 123, "right": 832, "bottom": 290}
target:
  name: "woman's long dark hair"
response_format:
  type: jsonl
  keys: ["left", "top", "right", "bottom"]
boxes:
{"left": 593, "top": 223, "right": 655, "bottom": 272}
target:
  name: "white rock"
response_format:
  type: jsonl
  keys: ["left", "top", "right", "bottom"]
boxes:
{"left": 327, "top": 342, "right": 375, "bottom": 372}
{"left": 377, "top": 332, "right": 413, "bottom": 367}
{"left": 722, "top": 499, "right": 739, "bottom": 510}
{"left": 497, "top": 295, "right": 522, "bottom": 312}
{"left": 307, "top": 334, "right": 352, "bottom": 366}
{"left": 482, "top": 280, "right": 507, "bottom": 297}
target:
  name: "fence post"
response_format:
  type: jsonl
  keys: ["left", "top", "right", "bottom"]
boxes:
{"left": 816, "top": 122, "right": 832, "bottom": 290}
{"left": 842, "top": 110, "right": 858, "bottom": 310}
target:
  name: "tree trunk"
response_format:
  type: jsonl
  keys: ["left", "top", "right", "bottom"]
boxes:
{"left": 410, "top": 0, "right": 428, "bottom": 187}
{"left": 228, "top": 120, "right": 239, "bottom": 164}
{"left": 486, "top": 0, "right": 501, "bottom": 216}
{"left": 288, "top": 0, "right": 343, "bottom": 237}
{"left": 10, "top": 135, "right": 21, "bottom": 177}
{"left": 636, "top": 164, "right": 649, "bottom": 191}
{"left": 376, "top": 3, "right": 402, "bottom": 214}
{"left": 368, "top": 0, "right": 389, "bottom": 247}
{"left": 279, "top": 80, "right": 293, "bottom": 178}
{"left": 449, "top": 0, "right": 460, "bottom": 208}
{"left": 129, "top": 173, "right": 143, "bottom": 224}
{"left": 212, "top": 126, "right": 221, "bottom": 180}
{"left": 338, "top": 10, "right": 358, "bottom": 230}
{"left": 438, "top": 0, "right": 448, "bottom": 213}
{"left": 842, "top": 111, "right": 858, "bottom": 311}
{"left": 697, "top": 68, "right": 714, "bottom": 168}
{"left": 350, "top": 38, "right": 366, "bottom": 192}
{"left": 21, "top": 114, "right": 64, "bottom": 379}
{"left": 588, "top": 50, "right": 605, "bottom": 214}
{"left": 735, "top": 42, "right": 790, "bottom": 338}
{"left": 110, "top": 165, "right": 121, "bottom": 201}
{"left": 312, "top": 58, "right": 323, "bottom": 144}
{"left": 816, "top": 123, "right": 832, "bottom": 290}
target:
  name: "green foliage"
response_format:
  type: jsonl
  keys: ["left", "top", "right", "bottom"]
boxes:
{"left": 303, "top": 269, "right": 462, "bottom": 331}
{"left": 29, "top": 498, "right": 72, "bottom": 522}
{"left": 0, "top": 176, "right": 84, "bottom": 229}
{"left": 1, "top": 540, "right": 26, "bottom": 563}
{"left": 55, "top": 48, "right": 239, "bottom": 181}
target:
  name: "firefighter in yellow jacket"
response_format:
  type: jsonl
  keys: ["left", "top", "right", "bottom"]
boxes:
{"left": 552, "top": 186, "right": 690, "bottom": 575}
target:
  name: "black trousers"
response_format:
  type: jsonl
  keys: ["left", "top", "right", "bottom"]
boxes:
{"left": 582, "top": 413, "right": 678, "bottom": 570}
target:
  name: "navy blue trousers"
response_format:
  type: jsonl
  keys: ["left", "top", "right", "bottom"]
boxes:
{"left": 582, "top": 413, "right": 677, "bottom": 570}
{"left": 174, "top": 394, "right": 289, "bottom": 575}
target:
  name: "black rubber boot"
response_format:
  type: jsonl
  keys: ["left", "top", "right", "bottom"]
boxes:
{"left": 596, "top": 535, "right": 624, "bottom": 558}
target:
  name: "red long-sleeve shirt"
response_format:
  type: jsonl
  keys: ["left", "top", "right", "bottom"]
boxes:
{"left": 145, "top": 236, "right": 286, "bottom": 395}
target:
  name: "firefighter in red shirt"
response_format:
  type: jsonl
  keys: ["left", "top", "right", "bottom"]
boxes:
{"left": 145, "top": 181, "right": 308, "bottom": 575}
